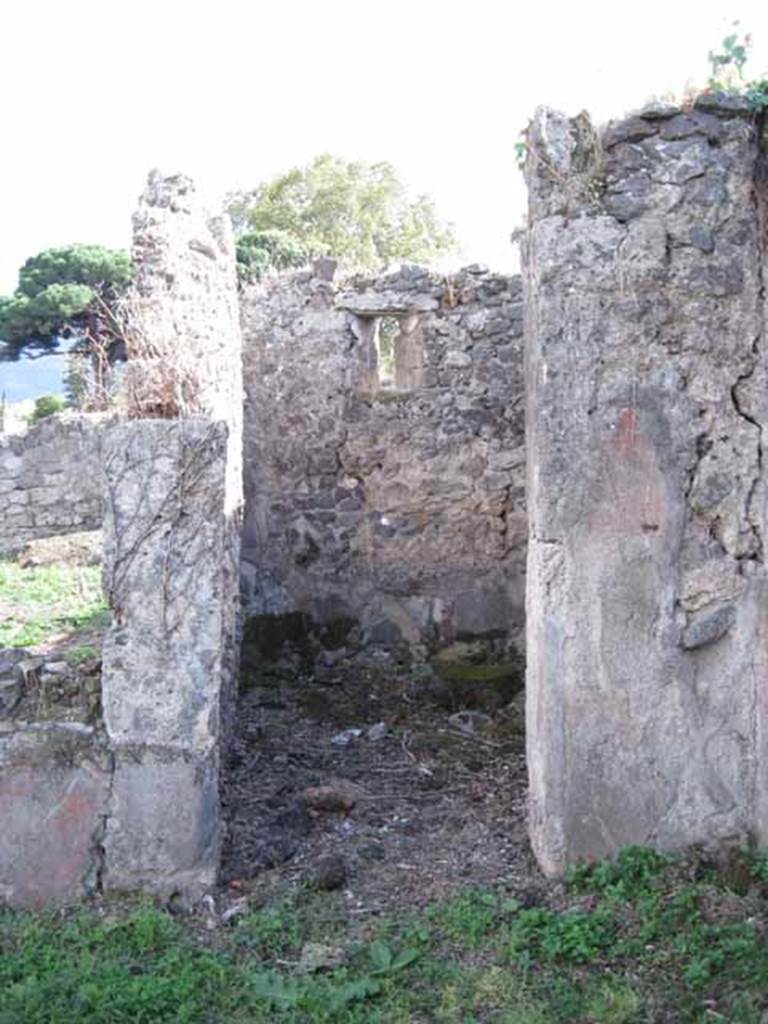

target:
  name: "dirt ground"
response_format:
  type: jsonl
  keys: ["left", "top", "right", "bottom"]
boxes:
{"left": 221, "top": 656, "right": 544, "bottom": 917}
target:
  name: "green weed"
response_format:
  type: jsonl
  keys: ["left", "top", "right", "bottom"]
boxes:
{"left": 233, "top": 900, "right": 305, "bottom": 959}
{"left": 506, "top": 905, "right": 618, "bottom": 965}
{"left": 429, "top": 888, "right": 518, "bottom": 948}
{"left": 566, "top": 845, "right": 672, "bottom": 899}
{"left": 65, "top": 644, "right": 100, "bottom": 665}
{"left": 2, "top": 848, "right": 768, "bottom": 1023}
{"left": 0, "top": 561, "right": 108, "bottom": 647}
{"left": 707, "top": 22, "right": 768, "bottom": 111}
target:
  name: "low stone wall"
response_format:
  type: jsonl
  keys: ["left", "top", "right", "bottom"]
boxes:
{"left": 0, "top": 649, "right": 108, "bottom": 907}
{"left": 241, "top": 263, "right": 526, "bottom": 658}
{"left": 0, "top": 723, "right": 111, "bottom": 907}
{"left": 0, "top": 414, "right": 106, "bottom": 556}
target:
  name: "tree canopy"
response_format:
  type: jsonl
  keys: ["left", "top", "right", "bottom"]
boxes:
{"left": 235, "top": 229, "right": 308, "bottom": 283}
{"left": 0, "top": 245, "right": 133, "bottom": 361}
{"left": 228, "top": 154, "right": 456, "bottom": 277}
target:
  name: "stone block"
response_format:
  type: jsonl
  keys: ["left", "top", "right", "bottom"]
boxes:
{"left": 0, "top": 724, "right": 111, "bottom": 906}
{"left": 101, "top": 419, "right": 233, "bottom": 753}
{"left": 103, "top": 747, "right": 219, "bottom": 896}
{"left": 129, "top": 171, "right": 243, "bottom": 501}
{"left": 454, "top": 586, "right": 514, "bottom": 639}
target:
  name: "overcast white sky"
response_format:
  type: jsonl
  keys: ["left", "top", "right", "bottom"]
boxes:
{"left": 1, "top": 0, "right": 768, "bottom": 295}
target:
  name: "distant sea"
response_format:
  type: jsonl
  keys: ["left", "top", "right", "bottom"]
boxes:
{"left": 0, "top": 349, "right": 69, "bottom": 403}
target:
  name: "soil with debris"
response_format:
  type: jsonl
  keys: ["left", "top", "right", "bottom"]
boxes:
{"left": 221, "top": 654, "right": 543, "bottom": 916}
{"left": 16, "top": 530, "right": 102, "bottom": 568}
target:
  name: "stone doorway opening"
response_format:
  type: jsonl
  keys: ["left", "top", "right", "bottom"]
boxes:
{"left": 225, "top": 262, "right": 529, "bottom": 907}
{"left": 219, "top": 618, "right": 529, "bottom": 910}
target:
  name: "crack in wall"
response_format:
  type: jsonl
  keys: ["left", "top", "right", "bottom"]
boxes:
{"left": 730, "top": 354, "right": 764, "bottom": 566}
{"left": 746, "top": 112, "right": 768, "bottom": 840}
{"left": 730, "top": 113, "right": 768, "bottom": 571}
{"left": 85, "top": 744, "right": 115, "bottom": 896}
{"left": 683, "top": 430, "right": 712, "bottom": 506}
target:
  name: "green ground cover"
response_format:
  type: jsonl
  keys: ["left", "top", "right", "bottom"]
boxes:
{"left": 2, "top": 847, "right": 768, "bottom": 1023}
{"left": 0, "top": 561, "right": 109, "bottom": 647}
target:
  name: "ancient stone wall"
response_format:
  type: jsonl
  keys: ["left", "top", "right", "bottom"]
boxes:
{"left": 0, "top": 643, "right": 110, "bottom": 906}
{"left": 98, "top": 172, "right": 244, "bottom": 898}
{"left": 101, "top": 420, "right": 233, "bottom": 893}
{"left": 524, "top": 97, "right": 768, "bottom": 874}
{"left": 1, "top": 172, "right": 245, "bottom": 906}
{"left": 127, "top": 171, "right": 243, "bottom": 508}
{"left": 0, "top": 413, "right": 106, "bottom": 555}
{"left": 240, "top": 263, "right": 526, "bottom": 658}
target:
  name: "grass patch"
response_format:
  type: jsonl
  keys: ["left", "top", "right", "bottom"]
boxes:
{"left": 64, "top": 644, "right": 101, "bottom": 666}
{"left": 437, "top": 663, "right": 521, "bottom": 683}
{"left": 3, "top": 847, "right": 768, "bottom": 1022}
{"left": 0, "top": 561, "right": 109, "bottom": 647}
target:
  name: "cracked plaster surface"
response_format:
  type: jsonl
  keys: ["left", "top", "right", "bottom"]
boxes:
{"left": 524, "top": 99, "right": 768, "bottom": 874}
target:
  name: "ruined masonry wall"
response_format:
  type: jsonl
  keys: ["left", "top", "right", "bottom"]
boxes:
{"left": 98, "top": 173, "right": 244, "bottom": 898}
{"left": 524, "top": 97, "right": 768, "bottom": 874}
{"left": 1, "top": 173, "right": 245, "bottom": 906}
{"left": 0, "top": 413, "right": 106, "bottom": 555}
{"left": 0, "top": 260, "right": 525, "bottom": 660}
{"left": 101, "top": 420, "right": 231, "bottom": 893}
{"left": 129, "top": 170, "right": 244, "bottom": 509}
{"left": 240, "top": 264, "right": 526, "bottom": 655}
{"left": 0, "top": 715, "right": 111, "bottom": 907}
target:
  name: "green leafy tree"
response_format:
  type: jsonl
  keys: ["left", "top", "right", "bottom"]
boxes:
{"left": 0, "top": 245, "right": 134, "bottom": 363}
{"left": 228, "top": 154, "right": 456, "bottom": 275}
{"left": 236, "top": 229, "right": 308, "bottom": 283}
{"left": 27, "top": 394, "right": 66, "bottom": 425}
